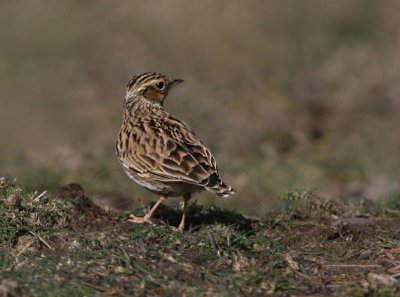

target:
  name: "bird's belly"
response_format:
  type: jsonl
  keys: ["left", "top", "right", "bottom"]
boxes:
{"left": 124, "top": 169, "right": 202, "bottom": 197}
{"left": 125, "top": 170, "right": 166, "bottom": 192}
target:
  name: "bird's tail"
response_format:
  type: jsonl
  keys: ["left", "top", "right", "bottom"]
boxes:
{"left": 204, "top": 173, "right": 236, "bottom": 197}
{"left": 206, "top": 178, "right": 236, "bottom": 197}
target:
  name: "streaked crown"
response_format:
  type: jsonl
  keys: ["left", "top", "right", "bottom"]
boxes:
{"left": 126, "top": 72, "right": 183, "bottom": 105}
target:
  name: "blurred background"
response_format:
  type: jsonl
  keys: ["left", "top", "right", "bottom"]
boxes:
{"left": 1, "top": 1, "right": 399, "bottom": 214}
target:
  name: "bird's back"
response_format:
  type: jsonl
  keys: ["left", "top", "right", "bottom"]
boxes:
{"left": 117, "top": 106, "right": 235, "bottom": 197}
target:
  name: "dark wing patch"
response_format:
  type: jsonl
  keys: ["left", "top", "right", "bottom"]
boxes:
{"left": 118, "top": 113, "right": 221, "bottom": 187}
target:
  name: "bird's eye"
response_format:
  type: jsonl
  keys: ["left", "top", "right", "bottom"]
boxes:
{"left": 156, "top": 82, "right": 165, "bottom": 89}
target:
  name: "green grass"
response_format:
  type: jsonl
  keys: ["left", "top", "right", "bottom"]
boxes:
{"left": 378, "top": 193, "right": 400, "bottom": 211}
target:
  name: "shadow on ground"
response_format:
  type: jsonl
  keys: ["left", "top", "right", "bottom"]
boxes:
{"left": 53, "top": 182, "right": 257, "bottom": 233}
{"left": 151, "top": 202, "right": 256, "bottom": 232}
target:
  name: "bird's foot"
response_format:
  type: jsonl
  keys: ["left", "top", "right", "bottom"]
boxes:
{"left": 127, "top": 214, "right": 153, "bottom": 224}
{"left": 170, "top": 226, "right": 184, "bottom": 233}
{"left": 170, "top": 221, "right": 185, "bottom": 233}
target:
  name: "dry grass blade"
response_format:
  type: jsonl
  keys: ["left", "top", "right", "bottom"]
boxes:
{"left": 28, "top": 231, "right": 52, "bottom": 250}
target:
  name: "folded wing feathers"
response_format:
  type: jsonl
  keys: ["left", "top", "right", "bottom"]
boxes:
{"left": 121, "top": 115, "right": 235, "bottom": 196}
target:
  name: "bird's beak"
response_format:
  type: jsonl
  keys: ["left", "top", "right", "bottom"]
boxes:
{"left": 171, "top": 79, "right": 184, "bottom": 86}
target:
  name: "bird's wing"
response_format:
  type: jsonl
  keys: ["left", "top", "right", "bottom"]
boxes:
{"left": 121, "top": 115, "right": 220, "bottom": 187}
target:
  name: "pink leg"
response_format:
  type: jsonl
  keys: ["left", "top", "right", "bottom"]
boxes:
{"left": 128, "top": 196, "right": 166, "bottom": 223}
{"left": 177, "top": 194, "right": 191, "bottom": 232}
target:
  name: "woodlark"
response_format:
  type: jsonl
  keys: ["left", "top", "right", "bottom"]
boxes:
{"left": 116, "top": 72, "right": 235, "bottom": 232}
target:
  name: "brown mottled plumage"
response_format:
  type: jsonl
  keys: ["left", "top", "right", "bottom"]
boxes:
{"left": 116, "top": 72, "right": 235, "bottom": 232}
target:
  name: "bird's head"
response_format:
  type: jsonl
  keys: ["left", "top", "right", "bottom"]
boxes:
{"left": 126, "top": 72, "right": 183, "bottom": 106}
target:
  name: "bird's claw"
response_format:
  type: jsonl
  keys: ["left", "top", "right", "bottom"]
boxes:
{"left": 127, "top": 214, "right": 153, "bottom": 224}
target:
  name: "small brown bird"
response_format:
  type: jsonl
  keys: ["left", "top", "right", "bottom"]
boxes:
{"left": 116, "top": 72, "right": 235, "bottom": 232}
